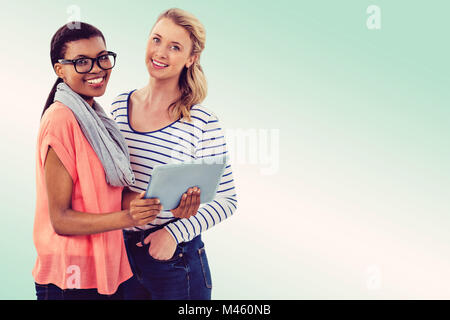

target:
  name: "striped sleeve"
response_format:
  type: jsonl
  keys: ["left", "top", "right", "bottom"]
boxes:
{"left": 164, "top": 110, "right": 238, "bottom": 244}
{"left": 109, "top": 92, "right": 130, "bottom": 119}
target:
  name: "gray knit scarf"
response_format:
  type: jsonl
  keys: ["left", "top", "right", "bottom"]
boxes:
{"left": 54, "top": 82, "right": 135, "bottom": 187}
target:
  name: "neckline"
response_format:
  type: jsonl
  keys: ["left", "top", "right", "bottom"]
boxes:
{"left": 126, "top": 89, "right": 180, "bottom": 134}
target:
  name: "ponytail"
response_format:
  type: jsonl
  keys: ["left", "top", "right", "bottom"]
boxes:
{"left": 41, "top": 77, "right": 63, "bottom": 118}
{"left": 169, "top": 61, "right": 207, "bottom": 122}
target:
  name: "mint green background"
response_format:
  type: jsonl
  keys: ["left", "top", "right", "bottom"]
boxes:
{"left": 0, "top": 0, "right": 449, "bottom": 299}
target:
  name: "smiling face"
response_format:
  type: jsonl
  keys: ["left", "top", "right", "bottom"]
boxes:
{"left": 145, "top": 18, "right": 197, "bottom": 82}
{"left": 54, "top": 36, "right": 111, "bottom": 104}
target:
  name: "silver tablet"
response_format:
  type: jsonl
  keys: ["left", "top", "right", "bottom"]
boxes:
{"left": 144, "top": 155, "right": 228, "bottom": 211}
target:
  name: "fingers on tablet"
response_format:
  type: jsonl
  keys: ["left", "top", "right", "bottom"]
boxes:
{"left": 193, "top": 188, "right": 200, "bottom": 216}
{"left": 185, "top": 190, "right": 194, "bottom": 219}
{"left": 180, "top": 193, "right": 188, "bottom": 218}
{"left": 137, "top": 198, "right": 161, "bottom": 206}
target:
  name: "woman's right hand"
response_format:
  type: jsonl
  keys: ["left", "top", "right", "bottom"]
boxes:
{"left": 128, "top": 192, "right": 162, "bottom": 227}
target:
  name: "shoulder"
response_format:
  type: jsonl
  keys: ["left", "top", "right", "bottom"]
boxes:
{"left": 112, "top": 90, "right": 134, "bottom": 104}
{"left": 190, "top": 104, "right": 220, "bottom": 123}
{"left": 41, "top": 102, "right": 77, "bottom": 127}
{"left": 38, "top": 102, "right": 80, "bottom": 154}
{"left": 110, "top": 90, "right": 135, "bottom": 113}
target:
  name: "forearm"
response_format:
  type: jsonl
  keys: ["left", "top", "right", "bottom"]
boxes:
{"left": 44, "top": 147, "right": 152, "bottom": 236}
{"left": 51, "top": 208, "right": 133, "bottom": 236}
{"left": 165, "top": 194, "right": 238, "bottom": 244}
{"left": 166, "top": 162, "right": 238, "bottom": 244}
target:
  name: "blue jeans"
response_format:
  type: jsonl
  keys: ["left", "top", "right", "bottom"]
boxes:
{"left": 122, "top": 228, "right": 212, "bottom": 300}
{"left": 35, "top": 283, "right": 123, "bottom": 300}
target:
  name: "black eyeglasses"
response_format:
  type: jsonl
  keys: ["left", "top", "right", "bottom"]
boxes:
{"left": 58, "top": 51, "right": 117, "bottom": 74}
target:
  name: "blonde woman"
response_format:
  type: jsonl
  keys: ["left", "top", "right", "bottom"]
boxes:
{"left": 110, "top": 8, "right": 238, "bottom": 299}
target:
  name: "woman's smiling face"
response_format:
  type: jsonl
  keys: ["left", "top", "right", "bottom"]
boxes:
{"left": 145, "top": 18, "right": 197, "bottom": 81}
{"left": 54, "top": 36, "right": 111, "bottom": 104}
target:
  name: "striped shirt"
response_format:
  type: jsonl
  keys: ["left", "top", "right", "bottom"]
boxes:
{"left": 109, "top": 90, "right": 238, "bottom": 244}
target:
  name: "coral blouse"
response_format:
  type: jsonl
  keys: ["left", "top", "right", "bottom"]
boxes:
{"left": 32, "top": 102, "right": 132, "bottom": 295}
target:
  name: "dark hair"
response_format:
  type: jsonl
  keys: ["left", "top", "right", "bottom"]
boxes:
{"left": 41, "top": 22, "right": 106, "bottom": 118}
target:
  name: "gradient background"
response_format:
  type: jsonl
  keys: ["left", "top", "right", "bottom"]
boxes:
{"left": 0, "top": 0, "right": 449, "bottom": 299}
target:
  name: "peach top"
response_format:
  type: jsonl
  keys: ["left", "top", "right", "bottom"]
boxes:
{"left": 32, "top": 102, "right": 132, "bottom": 295}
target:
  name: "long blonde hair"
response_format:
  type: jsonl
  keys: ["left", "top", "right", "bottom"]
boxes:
{"left": 154, "top": 8, "right": 207, "bottom": 122}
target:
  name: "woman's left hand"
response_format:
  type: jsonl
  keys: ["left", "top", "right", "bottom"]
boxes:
{"left": 171, "top": 187, "right": 201, "bottom": 219}
{"left": 137, "top": 228, "right": 178, "bottom": 261}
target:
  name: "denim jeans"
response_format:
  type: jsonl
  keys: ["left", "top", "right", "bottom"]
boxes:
{"left": 122, "top": 228, "right": 212, "bottom": 300}
{"left": 35, "top": 282, "right": 123, "bottom": 300}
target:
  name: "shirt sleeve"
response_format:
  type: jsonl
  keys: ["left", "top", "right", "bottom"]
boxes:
{"left": 164, "top": 111, "right": 238, "bottom": 244}
{"left": 109, "top": 92, "right": 130, "bottom": 120}
{"left": 39, "top": 105, "right": 78, "bottom": 182}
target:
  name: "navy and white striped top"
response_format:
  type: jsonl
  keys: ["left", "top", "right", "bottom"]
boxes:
{"left": 109, "top": 90, "right": 238, "bottom": 244}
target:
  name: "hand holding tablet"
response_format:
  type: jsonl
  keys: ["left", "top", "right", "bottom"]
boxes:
{"left": 170, "top": 186, "right": 201, "bottom": 219}
{"left": 128, "top": 192, "right": 161, "bottom": 227}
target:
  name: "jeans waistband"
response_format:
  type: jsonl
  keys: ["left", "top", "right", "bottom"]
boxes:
{"left": 124, "top": 218, "right": 178, "bottom": 242}
{"left": 123, "top": 222, "right": 203, "bottom": 251}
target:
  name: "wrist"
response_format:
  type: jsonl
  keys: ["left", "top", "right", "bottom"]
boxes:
{"left": 164, "top": 225, "right": 180, "bottom": 245}
{"left": 121, "top": 209, "right": 134, "bottom": 228}
{"left": 122, "top": 188, "right": 138, "bottom": 210}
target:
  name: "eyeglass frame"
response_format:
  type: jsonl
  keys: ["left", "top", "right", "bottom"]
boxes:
{"left": 57, "top": 51, "right": 117, "bottom": 74}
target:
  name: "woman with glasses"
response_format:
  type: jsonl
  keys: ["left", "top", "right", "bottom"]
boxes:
{"left": 110, "top": 8, "right": 238, "bottom": 300}
{"left": 33, "top": 22, "right": 170, "bottom": 300}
